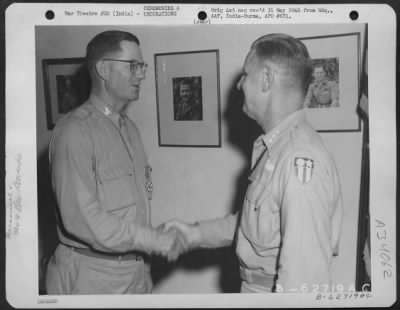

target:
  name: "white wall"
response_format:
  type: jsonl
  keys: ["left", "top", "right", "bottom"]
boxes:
{"left": 36, "top": 23, "right": 366, "bottom": 293}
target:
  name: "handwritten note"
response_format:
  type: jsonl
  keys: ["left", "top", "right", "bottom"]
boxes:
{"left": 6, "top": 153, "right": 22, "bottom": 238}
{"left": 375, "top": 219, "right": 393, "bottom": 280}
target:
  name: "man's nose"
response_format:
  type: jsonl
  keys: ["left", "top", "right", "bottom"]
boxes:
{"left": 136, "top": 71, "right": 145, "bottom": 80}
{"left": 237, "top": 76, "right": 243, "bottom": 90}
{"left": 135, "top": 68, "right": 146, "bottom": 80}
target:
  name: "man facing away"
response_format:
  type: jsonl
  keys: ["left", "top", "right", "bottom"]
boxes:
{"left": 165, "top": 33, "right": 343, "bottom": 293}
{"left": 46, "top": 30, "right": 185, "bottom": 295}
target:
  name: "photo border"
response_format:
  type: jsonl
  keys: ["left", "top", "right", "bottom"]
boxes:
{"left": 42, "top": 57, "right": 86, "bottom": 130}
{"left": 4, "top": 2, "right": 398, "bottom": 308}
{"left": 299, "top": 32, "right": 361, "bottom": 132}
{"left": 154, "top": 49, "right": 222, "bottom": 147}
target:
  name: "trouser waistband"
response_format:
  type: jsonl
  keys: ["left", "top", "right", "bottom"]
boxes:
{"left": 62, "top": 243, "right": 143, "bottom": 261}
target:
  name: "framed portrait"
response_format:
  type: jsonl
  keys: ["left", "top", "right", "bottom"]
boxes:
{"left": 154, "top": 50, "right": 221, "bottom": 147}
{"left": 300, "top": 33, "right": 361, "bottom": 132}
{"left": 42, "top": 57, "right": 90, "bottom": 129}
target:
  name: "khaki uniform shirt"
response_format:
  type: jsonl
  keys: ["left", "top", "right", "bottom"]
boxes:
{"left": 305, "top": 79, "right": 339, "bottom": 108}
{"left": 199, "top": 110, "right": 343, "bottom": 292}
{"left": 49, "top": 95, "right": 154, "bottom": 254}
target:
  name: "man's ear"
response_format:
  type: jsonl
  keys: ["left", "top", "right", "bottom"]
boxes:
{"left": 95, "top": 60, "right": 108, "bottom": 81}
{"left": 262, "top": 66, "right": 274, "bottom": 92}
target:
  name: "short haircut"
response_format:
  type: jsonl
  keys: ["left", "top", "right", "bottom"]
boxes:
{"left": 313, "top": 62, "right": 326, "bottom": 72}
{"left": 86, "top": 30, "right": 140, "bottom": 76}
{"left": 251, "top": 33, "right": 313, "bottom": 91}
{"left": 179, "top": 78, "right": 193, "bottom": 89}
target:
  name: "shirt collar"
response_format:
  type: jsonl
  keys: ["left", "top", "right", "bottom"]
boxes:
{"left": 89, "top": 94, "right": 122, "bottom": 127}
{"left": 261, "top": 109, "right": 306, "bottom": 150}
{"left": 250, "top": 109, "right": 306, "bottom": 176}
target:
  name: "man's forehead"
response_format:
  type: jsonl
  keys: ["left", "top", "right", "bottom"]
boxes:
{"left": 117, "top": 40, "right": 143, "bottom": 59}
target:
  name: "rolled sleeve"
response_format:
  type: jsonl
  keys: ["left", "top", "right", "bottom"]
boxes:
{"left": 275, "top": 153, "right": 334, "bottom": 292}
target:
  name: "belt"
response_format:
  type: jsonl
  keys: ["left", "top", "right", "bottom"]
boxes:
{"left": 67, "top": 245, "right": 143, "bottom": 261}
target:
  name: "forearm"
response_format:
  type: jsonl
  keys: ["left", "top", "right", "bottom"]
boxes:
{"left": 197, "top": 213, "right": 238, "bottom": 248}
{"left": 81, "top": 202, "right": 161, "bottom": 254}
{"left": 56, "top": 191, "right": 163, "bottom": 254}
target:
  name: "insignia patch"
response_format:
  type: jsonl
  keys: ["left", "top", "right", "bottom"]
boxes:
{"left": 294, "top": 157, "right": 314, "bottom": 184}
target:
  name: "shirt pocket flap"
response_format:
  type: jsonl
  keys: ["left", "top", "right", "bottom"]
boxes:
{"left": 98, "top": 165, "right": 133, "bottom": 182}
{"left": 97, "top": 165, "right": 137, "bottom": 211}
{"left": 246, "top": 180, "right": 270, "bottom": 205}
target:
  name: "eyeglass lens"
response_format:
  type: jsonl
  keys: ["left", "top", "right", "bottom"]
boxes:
{"left": 131, "top": 61, "right": 147, "bottom": 74}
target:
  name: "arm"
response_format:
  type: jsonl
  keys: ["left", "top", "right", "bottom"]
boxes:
{"left": 50, "top": 122, "right": 175, "bottom": 255}
{"left": 164, "top": 213, "right": 239, "bottom": 249}
{"left": 303, "top": 83, "right": 314, "bottom": 108}
{"left": 197, "top": 213, "right": 238, "bottom": 247}
{"left": 275, "top": 153, "right": 338, "bottom": 292}
{"left": 330, "top": 81, "right": 339, "bottom": 107}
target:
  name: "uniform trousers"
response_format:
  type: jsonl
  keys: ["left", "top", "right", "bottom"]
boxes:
{"left": 46, "top": 244, "right": 152, "bottom": 294}
{"left": 241, "top": 281, "right": 273, "bottom": 293}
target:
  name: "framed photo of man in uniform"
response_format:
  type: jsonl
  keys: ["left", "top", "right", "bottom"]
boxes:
{"left": 42, "top": 57, "right": 90, "bottom": 129}
{"left": 172, "top": 76, "right": 203, "bottom": 121}
{"left": 155, "top": 50, "right": 221, "bottom": 147}
{"left": 300, "top": 33, "right": 361, "bottom": 132}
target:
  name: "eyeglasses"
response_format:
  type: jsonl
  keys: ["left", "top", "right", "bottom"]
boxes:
{"left": 102, "top": 58, "right": 148, "bottom": 75}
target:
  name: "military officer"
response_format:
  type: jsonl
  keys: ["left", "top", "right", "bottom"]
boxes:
{"left": 174, "top": 79, "right": 203, "bottom": 121}
{"left": 164, "top": 33, "right": 343, "bottom": 293}
{"left": 46, "top": 30, "right": 185, "bottom": 295}
{"left": 304, "top": 64, "right": 339, "bottom": 108}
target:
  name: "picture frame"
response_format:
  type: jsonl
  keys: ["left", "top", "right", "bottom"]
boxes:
{"left": 42, "top": 57, "right": 90, "bottom": 130}
{"left": 154, "top": 50, "right": 221, "bottom": 147}
{"left": 299, "top": 33, "right": 361, "bottom": 132}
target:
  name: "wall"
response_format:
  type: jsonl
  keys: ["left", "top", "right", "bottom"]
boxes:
{"left": 36, "top": 23, "right": 366, "bottom": 293}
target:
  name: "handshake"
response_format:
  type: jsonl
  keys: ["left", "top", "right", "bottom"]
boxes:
{"left": 153, "top": 220, "right": 201, "bottom": 262}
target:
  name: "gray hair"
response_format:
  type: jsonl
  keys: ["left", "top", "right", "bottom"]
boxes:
{"left": 251, "top": 33, "right": 313, "bottom": 91}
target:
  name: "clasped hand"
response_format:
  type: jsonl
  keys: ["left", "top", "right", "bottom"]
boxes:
{"left": 155, "top": 220, "right": 200, "bottom": 262}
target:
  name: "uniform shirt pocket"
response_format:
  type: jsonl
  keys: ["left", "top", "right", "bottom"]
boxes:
{"left": 241, "top": 178, "right": 280, "bottom": 255}
{"left": 97, "top": 164, "right": 138, "bottom": 212}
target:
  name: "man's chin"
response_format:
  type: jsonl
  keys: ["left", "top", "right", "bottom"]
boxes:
{"left": 242, "top": 105, "right": 252, "bottom": 118}
{"left": 242, "top": 105, "right": 256, "bottom": 120}
{"left": 129, "top": 92, "right": 140, "bottom": 102}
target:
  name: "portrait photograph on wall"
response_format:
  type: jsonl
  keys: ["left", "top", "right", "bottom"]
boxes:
{"left": 304, "top": 57, "right": 340, "bottom": 109}
{"left": 56, "top": 75, "right": 80, "bottom": 113}
{"left": 173, "top": 76, "right": 203, "bottom": 121}
{"left": 42, "top": 57, "right": 90, "bottom": 129}
{"left": 300, "top": 33, "right": 360, "bottom": 132}
{"left": 155, "top": 50, "right": 221, "bottom": 147}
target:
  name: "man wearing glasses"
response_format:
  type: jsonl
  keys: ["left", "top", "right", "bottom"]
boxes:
{"left": 46, "top": 30, "right": 185, "bottom": 294}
